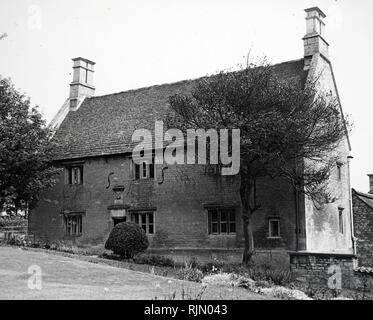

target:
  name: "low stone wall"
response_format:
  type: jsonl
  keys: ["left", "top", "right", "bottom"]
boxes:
{"left": 148, "top": 248, "right": 290, "bottom": 266}
{"left": 289, "top": 252, "right": 357, "bottom": 290}
{"left": 352, "top": 267, "right": 373, "bottom": 295}
{"left": 0, "top": 225, "right": 28, "bottom": 242}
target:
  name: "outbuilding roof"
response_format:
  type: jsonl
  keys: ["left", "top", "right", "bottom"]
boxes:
{"left": 352, "top": 189, "right": 373, "bottom": 210}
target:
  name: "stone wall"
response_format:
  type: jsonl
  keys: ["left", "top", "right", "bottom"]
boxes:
{"left": 352, "top": 193, "right": 373, "bottom": 267}
{"left": 289, "top": 252, "right": 356, "bottom": 290}
{"left": 28, "top": 154, "right": 299, "bottom": 252}
{"left": 303, "top": 53, "right": 353, "bottom": 254}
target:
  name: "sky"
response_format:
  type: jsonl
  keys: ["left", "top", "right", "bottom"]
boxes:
{"left": 0, "top": 0, "right": 372, "bottom": 192}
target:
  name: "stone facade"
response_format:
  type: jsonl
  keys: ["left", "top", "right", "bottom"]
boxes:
{"left": 28, "top": 154, "right": 300, "bottom": 254}
{"left": 301, "top": 50, "right": 353, "bottom": 254}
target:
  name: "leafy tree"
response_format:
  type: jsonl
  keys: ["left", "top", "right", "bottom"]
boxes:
{"left": 0, "top": 76, "right": 60, "bottom": 216}
{"left": 166, "top": 59, "right": 350, "bottom": 264}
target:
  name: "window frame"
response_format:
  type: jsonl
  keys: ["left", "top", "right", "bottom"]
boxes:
{"left": 67, "top": 165, "right": 84, "bottom": 185}
{"left": 207, "top": 207, "right": 236, "bottom": 235}
{"left": 64, "top": 214, "right": 83, "bottom": 236}
{"left": 268, "top": 218, "right": 281, "bottom": 239}
{"left": 133, "top": 155, "right": 155, "bottom": 180}
{"left": 130, "top": 210, "right": 155, "bottom": 235}
{"left": 336, "top": 162, "right": 342, "bottom": 181}
{"left": 338, "top": 207, "right": 344, "bottom": 234}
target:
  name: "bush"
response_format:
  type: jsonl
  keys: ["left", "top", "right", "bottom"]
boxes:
{"left": 200, "top": 261, "right": 225, "bottom": 274}
{"left": 105, "top": 222, "right": 149, "bottom": 259}
{"left": 186, "top": 257, "right": 200, "bottom": 269}
{"left": 176, "top": 267, "right": 204, "bottom": 283}
{"left": 244, "top": 264, "right": 294, "bottom": 286}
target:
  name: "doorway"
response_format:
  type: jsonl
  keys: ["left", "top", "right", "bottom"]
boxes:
{"left": 113, "top": 217, "right": 126, "bottom": 226}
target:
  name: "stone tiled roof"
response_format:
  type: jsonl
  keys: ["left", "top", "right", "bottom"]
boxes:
{"left": 352, "top": 188, "right": 373, "bottom": 210}
{"left": 53, "top": 59, "right": 307, "bottom": 160}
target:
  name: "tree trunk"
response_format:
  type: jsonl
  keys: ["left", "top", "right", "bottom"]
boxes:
{"left": 242, "top": 212, "right": 255, "bottom": 264}
{"left": 240, "top": 174, "right": 258, "bottom": 265}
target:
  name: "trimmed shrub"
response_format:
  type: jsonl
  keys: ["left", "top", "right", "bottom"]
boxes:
{"left": 105, "top": 222, "right": 149, "bottom": 259}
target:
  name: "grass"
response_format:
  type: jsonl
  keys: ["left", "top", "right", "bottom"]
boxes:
{"left": 3, "top": 238, "right": 360, "bottom": 300}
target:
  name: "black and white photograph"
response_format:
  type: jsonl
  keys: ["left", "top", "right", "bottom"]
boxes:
{"left": 1, "top": 0, "right": 373, "bottom": 307}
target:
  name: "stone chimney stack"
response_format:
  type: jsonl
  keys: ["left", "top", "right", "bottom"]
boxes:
{"left": 69, "top": 57, "right": 95, "bottom": 110}
{"left": 303, "top": 7, "right": 329, "bottom": 69}
{"left": 368, "top": 175, "right": 373, "bottom": 194}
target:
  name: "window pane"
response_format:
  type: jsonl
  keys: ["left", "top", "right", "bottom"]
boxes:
{"left": 73, "top": 168, "right": 79, "bottom": 184}
{"left": 132, "top": 214, "right": 139, "bottom": 224}
{"left": 220, "top": 210, "right": 227, "bottom": 222}
{"left": 229, "top": 210, "right": 235, "bottom": 222}
{"left": 80, "top": 167, "right": 83, "bottom": 184}
{"left": 72, "top": 217, "right": 76, "bottom": 234}
{"left": 210, "top": 210, "right": 218, "bottom": 222}
{"left": 221, "top": 222, "right": 227, "bottom": 233}
{"left": 148, "top": 213, "right": 153, "bottom": 223}
{"left": 208, "top": 211, "right": 212, "bottom": 234}
{"left": 141, "top": 213, "right": 146, "bottom": 223}
{"left": 72, "top": 169, "right": 76, "bottom": 184}
{"left": 339, "top": 210, "right": 344, "bottom": 234}
{"left": 212, "top": 223, "right": 218, "bottom": 233}
{"left": 135, "top": 163, "right": 140, "bottom": 180}
{"left": 337, "top": 164, "right": 342, "bottom": 180}
{"left": 79, "top": 216, "right": 82, "bottom": 234}
{"left": 149, "top": 224, "right": 154, "bottom": 234}
{"left": 68, "top": 168, "right": 72, "bottom": 184}
{"left": 142, "top": 214, "right": 147, "bottom": 232}
{"left": 142, "top": 162, "right": 147, "bottom": 178}
{"left": 150, "top": 162, "right": 154, "bottom": 179}
{"left": 229, "top": 222, "right": 236, "bottom": 233}
{"left": 270, "top": 220, "right": 280, "bottom": 237}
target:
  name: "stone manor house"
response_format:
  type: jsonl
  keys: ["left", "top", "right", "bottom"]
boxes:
{"left": 29, "top": 7, "right": 355, "bottom": 263}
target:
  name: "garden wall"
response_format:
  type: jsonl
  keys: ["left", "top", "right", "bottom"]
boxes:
{"left": 289, "top": 252, "right": 356, "bottom": 290}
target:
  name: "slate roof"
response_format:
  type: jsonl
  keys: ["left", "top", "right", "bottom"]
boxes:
{"left": 53, "top": 58, "right": 308, "bottom": 160}
{"left": 352, "top": 189, "right": 373, "bottom": 210}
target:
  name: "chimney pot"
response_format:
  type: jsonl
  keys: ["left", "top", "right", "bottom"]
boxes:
{"left": 69, "top": 57, "right": 95, "bottom": 111}
{"left": 368, "top": 174, "right": 373, "bottom": 194}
